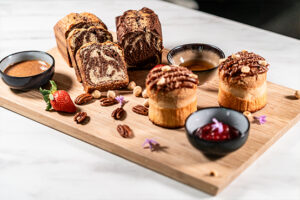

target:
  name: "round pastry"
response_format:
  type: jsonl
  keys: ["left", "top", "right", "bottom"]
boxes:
{"left": 218, "top": 50, "right": 269, "bottom": 112}
{"left": 146, "top": 65, "right": 199, "bottom": 128}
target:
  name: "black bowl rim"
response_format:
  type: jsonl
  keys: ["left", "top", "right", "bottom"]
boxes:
{"left": 167, "top": 43, "right": 225, "bottom": 72}
{"left": 185, "top": 106, "right": 250, "bottom": 144}
{"left": 0, "top": 50, "right": 55, "bottom": 79}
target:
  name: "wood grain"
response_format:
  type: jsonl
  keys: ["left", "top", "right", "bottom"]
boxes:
{"left": 0, "top": 47, "right": 300, "bottom": 195}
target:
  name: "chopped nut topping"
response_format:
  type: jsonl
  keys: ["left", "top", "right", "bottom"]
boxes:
{"left": 232, "top": 54, "right": 240, "bottom": 59}
{"left": 189, "top": 73, "right": 198, "bottom": 79}
{"left": 157, "top": 77, "right": 165, "bottom": 85}
{"left": 127, "top": 81, "right": 136, "bottom": 90}
{"left": 258, "top": 60, "right": 268, "bottom": 66}
{"left": 241, "top": 66, "right": 250, "bottom": 73}
{"left": 133, "top": 86, "right": 142, "bottom": 97}
{"left": 91, "top": 90, "right": 101, "bottom": 99}
{"left": 107, "top": 90, "right": 116, "bottom": 99}
{"left": 142, "top": 89, "right": 148, "bottom": 98}
{"left": 295, "top": 90, "right": 300, "bottom": 99}
{"left": 161, "top": 65, "right": 171, "bottom": 72}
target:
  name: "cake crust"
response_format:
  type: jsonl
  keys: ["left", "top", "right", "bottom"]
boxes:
{"left": 54, "top": 12, "right": 107, "bottom": 66}
{"left": 218, "top": 51, "right": 269, "bottom": 112}
{"left": 146, "top": 65, "right": 198, "bottom": 128}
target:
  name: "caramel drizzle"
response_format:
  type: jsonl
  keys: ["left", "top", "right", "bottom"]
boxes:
{"left": 146, "top": 66, "right": 198, "bottom": 91}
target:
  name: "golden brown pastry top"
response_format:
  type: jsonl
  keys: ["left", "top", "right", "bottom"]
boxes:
{"left": 219, "top": 50, "right": 269, "bottom": 78}
{"left": 146, "top": 65, "right": 198, "bottom": 92}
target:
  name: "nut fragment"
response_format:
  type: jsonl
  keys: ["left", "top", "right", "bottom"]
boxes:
{"left": 161, "top": 65, "right": 171, "bottom": 72}
{"left": 258, "top": 60, "right": 268, "bottom": 66}
{"left": 107, "top": 90, "right": 116, "bottom": 99}
{"left": 75, "top": 93, "right": 93, "bottom": 105}
{"left": 100, "top": 98, "right": 118, "bottom": 106}
{"left": 295, "top": 90, "right": 300, "bottom": 99}
{"left": 143, "top": 99, "right": 149, "bottom": 107}
{"left": 111, "top": 107, "right": 125, "bottom": 120}
{"left": 133, "top": 86, "right": 142, "bottom": 97}
{"left": 243, "top": 111, "right": 252, "bottom": 118}
{"left": 241, "top": 66, "right": 250, "bottom": 73}
{"left": 232, "top": 54, "right": 240, "bottom": 59}
{"left": 74, "top": 112, "right": 87, "bottom": 124}
{"left": 117, "top": 124, "right": 133, "bottom": 138}
{"left": 132, "top": 105, "right": 148, "bottom": 116}
{"left": 189, "top": 73, "right": 198, "bottom": 79}
{"left": 91, "top": 90, "right": 101, "bottom": 99}
{"left": 209, "top": 170, "right": 218, "bottom": 177}
{"left": 127, "top": 81, "right": 136, "bottom": 90}
{"left": 157, "top": 77, "right": 165, "bottom": 85}
{"left": 142, "top": 89, "right": 148, "bottom": 98}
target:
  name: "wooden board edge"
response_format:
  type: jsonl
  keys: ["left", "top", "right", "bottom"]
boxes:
{"left": 0, "top": 96, "right": 220, "bottom": 195}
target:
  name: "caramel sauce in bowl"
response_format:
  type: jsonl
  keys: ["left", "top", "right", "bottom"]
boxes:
{"left": 0, "top": 51, "right": 55, "bottom": 90}
{"left": 167, "top": 43, "right": 225, "bottom": 85}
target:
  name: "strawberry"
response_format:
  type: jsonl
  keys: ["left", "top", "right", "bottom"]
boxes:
{"left": 39, "top": 80, "right": 76, "bottom": 113}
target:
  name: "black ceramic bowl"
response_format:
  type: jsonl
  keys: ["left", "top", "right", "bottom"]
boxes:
{"left": 185, "top": 107, "right": 250, "bottom": 156}
{"left": 0, "top": 51, "right": 55, "bottom": 90}
{"left": 167, "top": 43, "right": 225, "bottom": 85}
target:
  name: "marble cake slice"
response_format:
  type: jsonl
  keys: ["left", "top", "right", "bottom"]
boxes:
{"left": 75, "top": 41, "right": 129, "bottom": 92}
{"left": 67, "top": 26, "right": 113, "bottom": 82}
{"left": 116, "top": 7, "right": 163, "bottom": 69}
{"left": 54, "top": 12, "right": 108, "bottom": 66}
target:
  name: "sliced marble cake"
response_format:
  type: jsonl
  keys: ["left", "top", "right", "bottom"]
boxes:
{"left": 116, "top": 7, "right": 163, "bottom": 69}
{"left": 54, "top": 12, "right": 107, "bottom": 66}
{"left": 67, "top": 26, "right": 113, "bottom": 82}
{"left": 75, "top": 41, "right": 129, "bottom": 92}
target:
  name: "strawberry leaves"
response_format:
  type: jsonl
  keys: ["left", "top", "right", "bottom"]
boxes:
{"left": 39, "top": 80, "right": 58, "bottom": 111}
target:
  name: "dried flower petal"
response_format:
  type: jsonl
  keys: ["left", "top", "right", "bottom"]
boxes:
{"left": 211, "top": 118, "right": 223, "bottom": 133}
{"left": 142, "top": 138, "right": 159, "bottom": 152}
{"left": 254, "top": 115, "right": 267, "bottom": 125}
{"left": 115, "top": 95, "right": 126, "bottom": 106}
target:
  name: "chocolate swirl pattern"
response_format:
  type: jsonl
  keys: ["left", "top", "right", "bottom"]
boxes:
{"left": 116, "top": 7, "right": 163, "bottom": 69}
{"left": 67, "top": 26, "right": 113, "bottom": 82}
{"left": 146, "top": 65, "right": 198, "bottom": 92}
{"left": 76, "top": 41, "right": 129, "bottom": 92}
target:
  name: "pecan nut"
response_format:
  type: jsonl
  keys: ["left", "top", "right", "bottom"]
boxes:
{"left": 100, "top": 97, "right": 118, "bottom": 106}
{"left": 117, "top": 124, "right": 133, "bottom": 138}
{"left": 111, "top": 107, "right": 125, "bottom": 120}
{"left": 74, "top": 112, "right": 87, "bottom": 124}
{"left": 75, "top": 93, "right": 93, "bottom": 105}
{"left": 132, "top": 105, "right": 148, "bottom": 116}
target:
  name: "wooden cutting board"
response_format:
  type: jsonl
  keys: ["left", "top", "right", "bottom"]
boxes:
{"left": 0, "top": 47, "right": 300, "bottom": 195}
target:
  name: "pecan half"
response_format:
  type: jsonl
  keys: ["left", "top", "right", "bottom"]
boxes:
{"left": 117, "top": 124, "right": 133, "bottom": 138}
{"left": 75, "top": 93, "right": 93, "bottom": 105}
{"left": 111, "top": 107, "right": 125, "bottom": 120}
{"left": 132, "top": 105, "right": 148, "bottom": 116}
{"left": 100, "top": 97, "right": 118, "bottom": 106}
{"left": 74, "top": 112, "right": 87, "bottom": 124}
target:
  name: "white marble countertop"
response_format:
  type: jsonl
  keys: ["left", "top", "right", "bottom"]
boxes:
{"left": 0, "top": 0, "right": 299, "bottom": 199}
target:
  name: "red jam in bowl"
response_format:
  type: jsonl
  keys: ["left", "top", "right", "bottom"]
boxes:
{"left": 193, "top": 118, "right": 240, "bottom": 141}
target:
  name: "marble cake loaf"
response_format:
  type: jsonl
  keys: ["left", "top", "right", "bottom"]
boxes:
{"left": 67, "top": 26, "right": 113, "bottom": 82}
{"left": 116, "top": 7, "right": 163, "bottom": 69}
{"left": 75, "top": 41, "right": 129, "bottom": 92}
{"left": 54, "top": 12, "right": 108, "bottom": 66}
